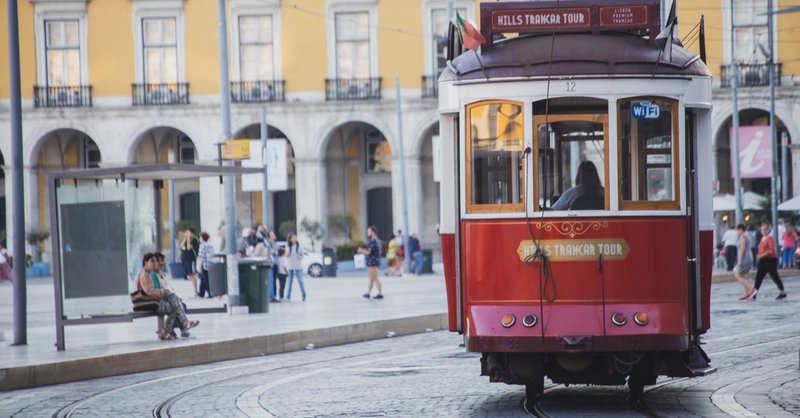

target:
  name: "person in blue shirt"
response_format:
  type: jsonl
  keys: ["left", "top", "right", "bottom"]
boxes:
{"left": 408, "top": 233, "right": 423, "bottom": 276}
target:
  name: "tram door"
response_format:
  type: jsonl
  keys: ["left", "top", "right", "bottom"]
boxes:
{"left": 534, "top": 114, "right": 608, "bottom": 211}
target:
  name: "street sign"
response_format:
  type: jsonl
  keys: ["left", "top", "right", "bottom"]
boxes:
{"left": 222, "top": 139, "right": 251, "bottom": 160}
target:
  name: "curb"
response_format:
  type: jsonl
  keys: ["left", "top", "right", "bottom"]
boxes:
{"left": 0, "top": 313, "right": 448, "bottom": 391}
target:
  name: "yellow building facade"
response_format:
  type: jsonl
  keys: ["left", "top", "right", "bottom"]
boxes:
{"left": 1, "top": 0, "right": 799, "bottom": 262}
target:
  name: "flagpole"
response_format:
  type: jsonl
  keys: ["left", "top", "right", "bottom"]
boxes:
{"left": 767, "top": 0, "right": 778, "bottom": 242}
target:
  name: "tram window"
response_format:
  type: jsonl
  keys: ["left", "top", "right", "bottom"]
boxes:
{"left": 534, "top": 115, "right": 607, "bottom": 210}
{"left": 618, "top": 98, "right": 679, "bottom": 210}
{"left": 466, "top": 101, "right": 524, "bottom": 212}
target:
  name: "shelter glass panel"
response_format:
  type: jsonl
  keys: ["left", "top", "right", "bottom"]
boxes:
{"left": 466, "top": 101, "right": 524, "bottom": 212}
{"left": 56, "top": 180, "right": 157, "bottom": 318}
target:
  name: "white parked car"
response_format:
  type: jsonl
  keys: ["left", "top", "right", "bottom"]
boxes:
{"left": 275, "top": 241, "right": 326, "bottom": 277}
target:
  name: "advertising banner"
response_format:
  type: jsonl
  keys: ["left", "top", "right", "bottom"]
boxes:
{"left": 730, "top": 126, "right": 772, "bottom": 179}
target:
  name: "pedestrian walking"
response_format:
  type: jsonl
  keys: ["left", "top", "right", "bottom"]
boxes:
{"left": 750, "top": 223, "right": 788, "bottom": 301}
{"left": 721, "top": 224, "right": 738, "bottom": 272}
{"left": 408, "top": 233, "right": 423, "bottom": 276}
{"left": 196, "top": 232, "right": 214, "bottom": 298}
{"left": 780, "top": 223, "right": 797, "bottom": 268}
{"left": 359, "top": 226, "right": 384, "bottom": 299}
{"left": 385, "top": 234, "right": 401, "bottom": 276}
{"left": 0, "top": 243, "right": 11, "bottom": 283}
{"left": 285, "top": 234, "right": 307, "bottom": 301}
{"left": 733, "top": 224, "right": 754, "bottom": 300}
{"left": 179, "top": 228, "right": 200, "bottom": 296}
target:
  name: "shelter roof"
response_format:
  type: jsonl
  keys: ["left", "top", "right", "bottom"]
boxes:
{"left": 48, "top": 163, "right": 262, "bottom": 181}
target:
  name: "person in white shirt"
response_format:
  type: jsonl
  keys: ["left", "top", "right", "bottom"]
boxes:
{"left": 721, "top": 224, "right": 740, "bottom": 272}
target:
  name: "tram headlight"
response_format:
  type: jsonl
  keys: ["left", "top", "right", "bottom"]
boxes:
{"left": 611, "top": 312, "right": 627, "bottom": 326}
{"left": 522, "top": 314, "right": 538, "bottom": 328}
{"left": 633, "top": 312, "right": 649, "bottom": 326}
{"left": 501, "top": 314, "right": 516, "bottom": 328}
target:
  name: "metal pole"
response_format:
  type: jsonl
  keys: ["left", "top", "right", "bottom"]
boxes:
{"left": 447, "top": 0, "right": 453, "bottom": 20}
{"left": 217, "top": 0, "right": 239, "bottom": 306}
{"left": 767, "top": 0, "right": 779, "bottom": 242}
{"left": 7, "top": 0, "right": 27, "bottom": 346}
{"left": 395, "top": 77, "right": 411, "bottom": 273}
{"left": 260, "top": 108, "right": 270, "bottom": 229}
{"left": 730, "top": 0, "right": 743, "bottom": 225}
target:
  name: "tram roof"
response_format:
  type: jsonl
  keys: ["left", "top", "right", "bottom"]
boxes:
{"left": 440, "top": 33, "right": 710, "bottom": 82}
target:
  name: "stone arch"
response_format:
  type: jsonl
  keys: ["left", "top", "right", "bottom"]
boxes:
{"left": 322, "top": 120, "right": 394, "bottom": 244}
{"left": 713, "top": 107, "right": 793, "bottom": 199}
{"left": 314, "top": 115, "right": 394, "bottom": 161}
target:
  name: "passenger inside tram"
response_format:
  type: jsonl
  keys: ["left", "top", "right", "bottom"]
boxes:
{"left": 551, "top": 160, "right": 605, "bottom": 210}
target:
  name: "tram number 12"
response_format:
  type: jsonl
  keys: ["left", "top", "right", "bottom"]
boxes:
{"left": 566, "top": 81, "right": 576, "bottom": 92}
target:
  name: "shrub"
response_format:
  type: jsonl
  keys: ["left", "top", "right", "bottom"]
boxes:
{"left": 278, "top": 220, "right": 296, "bottom": 241}
{"left": 335, "top": 240, "right": 366, "bottom": 261}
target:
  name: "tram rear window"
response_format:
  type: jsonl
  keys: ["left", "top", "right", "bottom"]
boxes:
{"left": 618, "top": 98, "right": 679, "bottom": 210}
{"left": 466, "top": 101, "right": 524, "bottom": 212}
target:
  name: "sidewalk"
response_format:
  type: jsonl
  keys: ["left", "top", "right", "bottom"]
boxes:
{"left": 0, "top": 269, "right": 448, "bottom": 391}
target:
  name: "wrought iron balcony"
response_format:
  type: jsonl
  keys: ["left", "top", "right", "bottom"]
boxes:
{"left": 131, "top": 83, "right": 189, "bottom": 105}
{"left": 230, "top": 80, "right": 285, "bottom": 103}
{"left": 33, "top": 85, "right": 92, "bottom": 108}
{"left": 421, "top": 75, "right": 438, "bottom": 98}
{"left": 720, "top": 63, "right": 782, "bottom": 88}
{"left": 325, "top": 77, "right": 381, "bottom": 100}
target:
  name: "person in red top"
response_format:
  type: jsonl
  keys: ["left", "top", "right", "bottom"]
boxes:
{"left": 780, "top": 223, "right": 797, "bottom": 268}
{"left": 751, "top": 223, "right": 788, "bottom": 300}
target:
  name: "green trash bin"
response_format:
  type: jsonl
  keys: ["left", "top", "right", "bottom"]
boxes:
{"left": 238, "top": 258, "right": 271, "bottom": 313}
{"left": 421, "top": 249, "right": 433, "bottom": 274}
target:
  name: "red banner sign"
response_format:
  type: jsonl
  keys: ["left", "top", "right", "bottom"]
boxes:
{"left": 599, "top": 6, "right": 649, "bottom": 28}
{"left": 491, "top": 8, "right": 591, "bottom": 32}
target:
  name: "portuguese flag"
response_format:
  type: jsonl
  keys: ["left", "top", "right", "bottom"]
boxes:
{"left": 455, "top": 11, "right": 486, "bottom": 51}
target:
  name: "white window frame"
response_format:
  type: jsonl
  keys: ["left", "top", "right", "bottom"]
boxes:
{"left": 229, "top": 0, "right": 282, "bottom": 83}
{"left": 722, "top": 0, "right": 778, "bottom": 64}
{"left": 132, "top": 0, "right": 186, "bottom": 85}
{"left": 422, "top": 0, "right": 472, "bottom": 77}
{"left": 33, "top": 1, "right": 89, "bottom": 87}
{"left": 325, "top": 0, "right": 379, "bottom": 80}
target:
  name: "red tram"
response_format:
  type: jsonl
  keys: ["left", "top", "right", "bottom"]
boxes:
{"left": 438, "top": 0, "right": 716, "bottom": 399}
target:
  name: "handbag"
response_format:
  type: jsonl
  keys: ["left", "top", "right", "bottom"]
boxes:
{"left": 130, "top": 289, "right": 160, "bottom": 312}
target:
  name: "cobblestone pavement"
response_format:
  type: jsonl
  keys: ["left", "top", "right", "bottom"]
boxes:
{"left": 0, "top": 278, "right": 797, "bottom": 417}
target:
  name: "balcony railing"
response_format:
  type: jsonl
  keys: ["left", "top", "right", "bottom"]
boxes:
{"left": 720, "top": 63, "right": 782, "bottom": 88}
{"left": 421, "top": 75, "right": 438, "bottom": 98}
{"left": 132, "top": 83, "right": 190, "bottom": 105}
{"left": 325, "top": 77, "right": 381, "bottom": 100}
{"left": 230, "top": 80, "right": 285, "bottom": 103}
{"left": 33, "top": 85, "right": 92, "bottom": 108}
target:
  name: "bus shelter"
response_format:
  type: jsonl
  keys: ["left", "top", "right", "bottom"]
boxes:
{"left": 47, "top": 164, "right": 260, "bottom": 351}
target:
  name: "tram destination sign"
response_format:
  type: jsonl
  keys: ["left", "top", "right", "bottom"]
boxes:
{"left": 492, "top": 8, "right": 591, "bottom": 32}
{"left": 480, "top": 1, "right": 660, "bottom": 48}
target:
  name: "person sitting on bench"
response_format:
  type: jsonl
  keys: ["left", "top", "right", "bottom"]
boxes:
{"left": 135, "top": 253, "right": 199, "bottom": 341}
{"left": 154, "top": 252, "right": 193, "bottom": 338}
